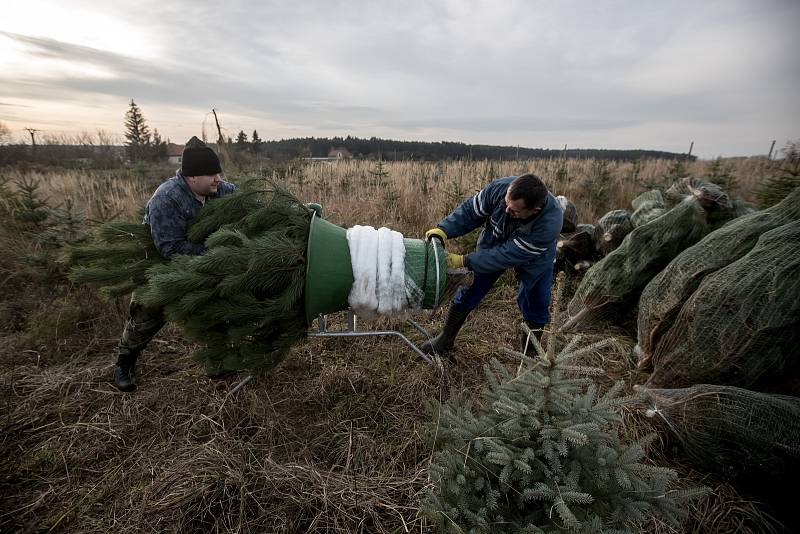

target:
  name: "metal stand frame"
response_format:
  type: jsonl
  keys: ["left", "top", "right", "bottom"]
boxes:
{"left": 308, "top": 310, "right": 434, "bottom": 365}
{"left": 307, "top": 238, "right": 443, "bottom": 366}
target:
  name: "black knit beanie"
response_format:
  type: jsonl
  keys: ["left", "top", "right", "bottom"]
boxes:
{"left": 181, "top": 136, "right": 222, "bottom": 176}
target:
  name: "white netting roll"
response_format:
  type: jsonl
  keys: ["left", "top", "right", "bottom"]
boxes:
{"left": 346, "top": 225, "right": 409, "bottom": 319}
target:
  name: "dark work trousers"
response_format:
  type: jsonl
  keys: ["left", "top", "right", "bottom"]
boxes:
{"left": 115, "top": 293, "right": 166, "bottom": 366}
{"left": 452, "top": 262, "right": 554, "bottom": 325}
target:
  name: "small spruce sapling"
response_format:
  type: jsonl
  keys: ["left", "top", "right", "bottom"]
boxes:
{"left": 425, "top": 275, "right": 706, "bottom": 533}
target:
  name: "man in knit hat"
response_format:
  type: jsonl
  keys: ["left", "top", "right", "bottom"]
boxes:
{"left": 113, "top": 136, "right": 237, "bottom": 392}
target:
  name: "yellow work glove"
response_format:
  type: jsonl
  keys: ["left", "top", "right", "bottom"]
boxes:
{"left": 447, "top": 253, "right": 465, "bottom": 269}
{"left": 425, "top": 228, "right": 447, "bottom": 242}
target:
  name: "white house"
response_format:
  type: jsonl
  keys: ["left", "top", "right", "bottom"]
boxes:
{"left": 166, "top": 143, "right": 183, "bottom": 165}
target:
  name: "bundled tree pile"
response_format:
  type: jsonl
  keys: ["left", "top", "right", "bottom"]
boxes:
{"left": 563, "top": 178, "right": 749, "bottom": 330}
{"left": 629, "top": 190, "right": 665, "bottom": 228}
{"left": 425, "top": 322, "right": 706, "bottom": 533}
{"left": 636, "top": 186, "right": 800, "bottom": 368}
{"left": 592, "top": 209, "right": 632, "bottom": 257}
{"left": 69, "top": 179, "right": 315, "bottom": 372}
{"left": 645, "top": 219, "right": 800, "bottom": 390}
{"left": 555, "top": 178, "right": 755, "bottom": 284}
{"left": 620, "top": 185, "right": 800, "bottom": 529}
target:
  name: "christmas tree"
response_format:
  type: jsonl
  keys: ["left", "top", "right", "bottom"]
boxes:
{"left": 67, "top": 215, "right": 160, "bottom": 297}
{"left": 425, "top": 280, "right": 706, "bottom": 533}
{"left": 68, "top": 179, "right": 313, "bottom": 372}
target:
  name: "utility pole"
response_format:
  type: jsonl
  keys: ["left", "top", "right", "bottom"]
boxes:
{"left": 767, "top": 139, "right": 776, "bottom": 160}
{"left": 687, "top": 141, "right": 694, "bottom": 159}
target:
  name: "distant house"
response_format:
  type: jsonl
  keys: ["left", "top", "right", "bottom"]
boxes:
{"left": 327, "top": 147, "right": 352, "bottom": 159}
{"left": 166, "top": 143, "right": 183, "bottom": 165}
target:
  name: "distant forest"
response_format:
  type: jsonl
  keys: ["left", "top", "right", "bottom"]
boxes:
{"left": 0, "top": 134, "right": 696, "bottom": 168}
{"left": 251, "top": 136, "right": 695, "bottom": 162}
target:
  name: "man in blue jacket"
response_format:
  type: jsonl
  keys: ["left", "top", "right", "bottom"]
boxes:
{"left": 114, "top": 136, "right": 236, "bottom": 392}
{"left": 422, "top": 173, "right": 563, "bottom": 355}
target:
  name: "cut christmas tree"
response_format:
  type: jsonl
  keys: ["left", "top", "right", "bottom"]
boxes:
{"left": 69, "top": 178, "right": 448, "bottom": 374}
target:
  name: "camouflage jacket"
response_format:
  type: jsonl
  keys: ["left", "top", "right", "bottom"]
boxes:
{"left": 143, "top": 171, "right": 236, "bottom": 259}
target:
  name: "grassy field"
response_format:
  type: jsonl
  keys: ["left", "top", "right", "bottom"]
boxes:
{"left": 0, "top": 157, "right": 788, "bottom": 533}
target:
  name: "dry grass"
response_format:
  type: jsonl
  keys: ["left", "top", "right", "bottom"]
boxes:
{"left": 0, "top": 158, "right": 788, "bottom": 533}
{"left": 284, "top": 156, "right": 772, "bottom": 234}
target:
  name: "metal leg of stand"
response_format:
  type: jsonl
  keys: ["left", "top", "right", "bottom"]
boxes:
{"left": 309, "top": 311, "right": 433, "bottom": 365}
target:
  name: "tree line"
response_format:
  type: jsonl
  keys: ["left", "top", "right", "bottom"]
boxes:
{"left": 230, "top": 132, "right": 694, "bottom": 162}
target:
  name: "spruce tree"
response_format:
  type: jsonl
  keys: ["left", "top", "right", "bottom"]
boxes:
{"left": 68, "top": 179, "right": 313, "bottom": 373}
{"left": 235, "top": 130, "right": 248, "bottom": 146}
{"left": 11, "top": 177, "right": 49, "bottom": 231}
{"left": 425, "top": 283, "right": 706, "bottom": 533}
{"left": 124, "top": 99, "right": 152, "bottom": 162}
{"left": 251, "top": 130, "right": 262, "bottom": 153}
{"left": 67, "top": 217, "right": 161, "bottom": 297}
{"left": 151, "top": 128, "right": 167, "bottom": 161}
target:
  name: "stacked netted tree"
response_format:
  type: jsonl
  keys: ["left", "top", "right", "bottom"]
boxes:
{"left": 635, "top": 186, "right": 800, "bottom": 367}
{"left": 564, "top": 178, "right": 749, "bottom": 330}
{"left": 425, "top": 298, "right": 705, "bottom": 532}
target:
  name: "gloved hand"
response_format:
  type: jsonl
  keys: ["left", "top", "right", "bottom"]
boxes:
{"left": 425, "top": 228, "right": 447, "bottom": 242}
{"left": 447, "top": 253, "right": 465, "bottom": 269}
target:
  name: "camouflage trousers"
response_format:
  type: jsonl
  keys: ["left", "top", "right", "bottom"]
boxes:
{"left": 115, "top": 292, "right": 166, "bottom": 366}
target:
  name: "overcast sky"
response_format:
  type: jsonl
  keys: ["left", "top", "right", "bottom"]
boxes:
{"left": 1, "top": 0, "right": 798, "bottom": 158}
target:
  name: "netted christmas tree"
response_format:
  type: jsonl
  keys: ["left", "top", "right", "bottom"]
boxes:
{"left": 635, "top": 186, "right": 800, "bottom": 367}
{"left": 68, "top": 178, "right": 313, "bottom": 372}
{"left": 564, "top": 178, "right": 748, "bottom": 331}
{"left": 592, "top": 209, "right": 632, "bottom": 257}
{"left": 646, "top": 219, "right": 800, "bottom": 390}
{"left": 635, "top": 384, "right": 800, "bottom": 481}
{"left": 629, "top": 190, "right": 665, "bottom": 228}
{"left": 556, "top": 223, "right": 596, "bottom": 274}
{"left": 425, "top": 280, "right": 706, "bottom": 533}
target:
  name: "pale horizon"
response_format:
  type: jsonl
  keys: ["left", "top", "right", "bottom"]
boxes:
{"left": 1, "top": 0, "right": 798, "bottom": 159}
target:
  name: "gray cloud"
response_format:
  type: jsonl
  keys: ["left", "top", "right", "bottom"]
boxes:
{"left": 1, "top": 0, "right": 798, "bottom": 157}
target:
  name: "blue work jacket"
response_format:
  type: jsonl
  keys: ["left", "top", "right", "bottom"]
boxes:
{"left": 437, "top": 176, "right": 563, "bottom": 275}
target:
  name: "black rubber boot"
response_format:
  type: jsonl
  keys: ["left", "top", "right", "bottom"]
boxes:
{"left": 114, "top": 357, "right": 137, "bottom": 392}
{"left": 520, "top": 321, "right": 546, "bottom": 356}
{"left": 421, "top": 304, "right": 470, "bottom": 355}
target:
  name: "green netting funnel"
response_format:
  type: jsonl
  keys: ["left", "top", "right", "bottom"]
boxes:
{"left": 304, "top": 212, "right": 447, "bottom": 325}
